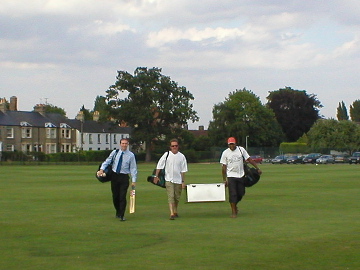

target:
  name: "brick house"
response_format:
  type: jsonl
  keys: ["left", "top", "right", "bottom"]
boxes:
{"left": 0, "top": 96, "right": 131, "bottom": 154}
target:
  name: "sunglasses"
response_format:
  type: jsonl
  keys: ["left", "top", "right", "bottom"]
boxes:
{"left": 170, "top": 145, "right": 179, "bottom": 147}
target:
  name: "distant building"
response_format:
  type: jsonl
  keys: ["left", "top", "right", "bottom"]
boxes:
{"left": 188, "top": 125, "right": 208, "bottom": 137}
{"left": 0, "top": 96, "right": 131, "bottom": 153}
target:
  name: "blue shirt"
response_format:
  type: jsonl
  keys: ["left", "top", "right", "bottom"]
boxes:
{"left": 100, "top": 149, "right": 137, "bottom": 182}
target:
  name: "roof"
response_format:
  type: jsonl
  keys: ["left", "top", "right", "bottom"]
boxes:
{"left": 0, "top": 110, "right": 131, "bottom": 134}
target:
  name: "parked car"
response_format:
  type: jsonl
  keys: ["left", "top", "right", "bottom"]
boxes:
{"left": 286, "top": 155, "right": 303, "bottom": 164}
{"left": 349, "top": 152, "right": 360, "bottom": 164}
{"left": 250, "top": 155, "right": 263, "bottom": 164}
{"left": 334, "top": 154, "right": 350, "bottom": 163}
{"left": 316, "top": 155, "right": 335, "bottom": 164}
{"left": 302, "top": 153, "right": 322, "bottom": 164}
{"left": 271, "top": 155, "right": 287, "bottom": 164}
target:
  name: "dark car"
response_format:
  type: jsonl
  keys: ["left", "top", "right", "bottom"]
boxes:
{"left": 302, "top": 153, "right": 322, "bottom": 164}
{"left": 334, "top": 154, "right": 350, "bottom": 163}
{"left": 271, "top": 155, "right": 287, "bottom": 164}
{"left": 349, "top": 152, "right": 360, "bottom": 164}
{"left": 286, "top": 155, "right": 303, "bottom": 164}
{"left": 250, "top": 155, "right": 263, "bottom": 164}
{"left": 316, "top": 155, "right": 335, "bottom": 164}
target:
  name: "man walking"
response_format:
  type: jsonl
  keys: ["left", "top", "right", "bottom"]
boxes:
{"left": 98, "top": 138, "right": 137, "bottom": 221}
{"left": 154, "top": 139, "right": 187, "bottom": 220}
{"left": 220, "top": 137, "right": 262, "bottom": 218}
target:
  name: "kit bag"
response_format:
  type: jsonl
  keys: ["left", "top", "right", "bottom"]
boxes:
{"left": 239, "top": 147, "right": 260, "bottom": 187}
{"left": 95, "top": 149, "right": 119, "bottom": 183}
{"left": 147, "top": 151, "right": 169, "bottom": 188}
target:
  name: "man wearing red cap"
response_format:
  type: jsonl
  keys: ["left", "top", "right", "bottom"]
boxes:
{"left": 220, "top": 137, "right": 262, "bottom": 218}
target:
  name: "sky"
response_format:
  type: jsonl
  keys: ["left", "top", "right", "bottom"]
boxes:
{"left": 1, "top": 0, "right": 360, "bottom": 129}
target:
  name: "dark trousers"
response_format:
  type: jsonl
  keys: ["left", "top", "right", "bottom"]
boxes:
{"left": 111, "top": 173, "right": 130, "bottom": 217}
{"left": 227, "top": 177, "right": 246, "bottom": 204}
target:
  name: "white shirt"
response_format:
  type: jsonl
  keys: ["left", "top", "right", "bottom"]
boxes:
{"left": 156, "top": 151, "right": 188, "bottom": 184}
{"left": 220, "top": 146, "right": 249, "bottom": 178}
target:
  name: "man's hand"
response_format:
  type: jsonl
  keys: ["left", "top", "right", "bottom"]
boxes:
{"left": 97, "top": 169, "right": 105, "bottom": 177}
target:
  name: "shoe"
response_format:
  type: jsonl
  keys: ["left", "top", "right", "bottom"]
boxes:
{"left": 120, "top": 216, "right": 126, "bottom": 221}
{"left": 174, "top": 213, "right": 179, "bottom": 218}
{"left": 169, "top": 215, "right": 175, "bottom": 220}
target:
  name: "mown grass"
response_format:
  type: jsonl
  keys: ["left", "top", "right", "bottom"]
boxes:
{"left": 0, "top": 163, "right": 359, "bottom": 270}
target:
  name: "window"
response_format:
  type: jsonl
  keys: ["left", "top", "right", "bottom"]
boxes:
{"left": 20, "top": 121, "right": 31, "bottom": 127}
{"left": 113, "top": 134, "right": 117, "bottom": 144}
{"left": 61, "top": 143, "right": 72, "bottom": 152}
{"left": 61, "top": 128, "right": 71, "bottom": 139}
{"left": 6, "top": 144, "right": 14, "bottom": 151}
{"left": 21, "top": 127, "right": 32, "bottom": 138}
{"left": 89, "top": 134, "right": 93, "bottom": 144}
{"left": 105, "top": 134, "right": 109, "bottom": 144}
{"left": 46, "top": 143, "right": 57, "bottom": 154}
{"left": 34, "top": 144, "right": 43, "bottom": 152}
{"left": 46, "top": 128, "right": 56, "bottom": 139}
{"left": 98, "top": 134, "right": 101, "bottom": 144}
{"left": 21, "top": 144, "right": 32, "bottom": 152}
{"left": 6, "top": 128, "right": 14, "bottom": 138}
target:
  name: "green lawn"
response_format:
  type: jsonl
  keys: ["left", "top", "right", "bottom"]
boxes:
{"left": 0, "top": 163, "right": 359, "bottom": 270}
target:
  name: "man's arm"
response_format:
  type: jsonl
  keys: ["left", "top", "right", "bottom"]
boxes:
{"left": 222, "top": 164, "right": 228, "bottom": 186}
{"left": 246, "top": 157, "right": 262, "bottom": 175}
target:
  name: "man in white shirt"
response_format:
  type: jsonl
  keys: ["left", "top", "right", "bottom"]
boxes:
{"left": 154, "top": 139, "right": 187, "bottom": 220}
{"left": 220, "top": 137, "right": 262, "bottom": 218}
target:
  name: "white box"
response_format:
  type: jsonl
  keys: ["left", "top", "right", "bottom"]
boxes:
{"left": 186, "top": 183, "right": 226, "bottom": 202}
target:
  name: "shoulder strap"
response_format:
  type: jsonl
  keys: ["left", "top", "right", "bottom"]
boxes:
{"left": 110, "top": 149, "right": 119, "bottom": 165}
{"left": 238, "top": 146, "right": 246, "bottom": 162}
{"left": 164, "top": 151, "right": 170, "bottom": 169}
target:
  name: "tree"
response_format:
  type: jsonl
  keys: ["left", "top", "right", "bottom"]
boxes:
{"left": 266, "top": 87, "right": 322, "bottom": 142}
{"left": 41, "top": 104, "right": 66, "bottom": 116}
{"left": 208, "top": 88, "right": 284, "bottom": 147}
{"left": 93, "top": 95, "right": 112, "bottom": 122}
{"left": 337, "top": 101, "right": 349, "bottom": 120}
{"left": 350, "top": 100, "right": 360, "bottom": 122}
{"left": 79, "top": 105, "right": 92, "bottom": 121}
{"left": 307, "top": 119, "right": 360, "bottom": 153}
{"left": 106, "top": 67, "right": 198, "bottom": 162}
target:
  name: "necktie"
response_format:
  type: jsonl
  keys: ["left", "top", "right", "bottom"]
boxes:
{"left": 116, "top": 152, "right": 124, "bottom": 173}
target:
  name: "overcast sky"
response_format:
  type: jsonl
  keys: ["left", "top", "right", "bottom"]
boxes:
{"left": 1, "top": 0, "right": 359, "bottom": 129}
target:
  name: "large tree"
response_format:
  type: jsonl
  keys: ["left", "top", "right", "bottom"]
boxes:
{"left": 208, "top": 88, "right": 284, "bottom": 147}
{"left": 267, "top": 87, "right": 322, "bottom": 142}
{"left": 350, "top": 100, "right": 360, "bottom": 122}
{"left": 307, "top": 119, "right": 360, "bottom": 153}
{"left": 106, "top": 67, "right": 198, "bottom": 161}
{"left": 337, "top": 101, "right": 349, "bottom": 120}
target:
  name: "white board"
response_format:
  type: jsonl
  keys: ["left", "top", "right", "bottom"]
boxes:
{"left": 186, "top": 183, "right": 226, "bottom": 202}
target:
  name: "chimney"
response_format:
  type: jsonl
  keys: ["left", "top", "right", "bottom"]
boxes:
{"left": 34, "top": 104, "right": 46, "bottom": 115}
{"left": 199, "top": 125, "right": 204, "bottom": 131}
{"left": 76, "top": 111, "right": 85, "bottom": 121}
{"left": 9, "top": 96, "right": 18, "bottom": 111}
{"left": 93, "top": 111, "right": 100, "bottom": 121}
{"left": 0, "top": 98, "right": 7, "bottom": 112}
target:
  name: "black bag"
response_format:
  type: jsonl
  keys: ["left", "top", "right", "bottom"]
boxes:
{"left": 244, "top": 166, "right": 260, "bottom": 187}
{"left": 239, "top": 147, "right": 261, "bottom": 187}
{"left": 147, "top": 168, "right": 166, "bottom": 188}
{"left": 147, "top": 151, "right": 169, "bottom": 188}
{"left": 96, "top": 149, "right": 119, "bottom": 183}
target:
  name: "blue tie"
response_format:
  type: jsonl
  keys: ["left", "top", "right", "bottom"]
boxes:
{"left": 116, "top": 152, "right": 123, "bottom": 174}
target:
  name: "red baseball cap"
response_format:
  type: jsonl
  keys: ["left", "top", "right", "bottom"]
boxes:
{"left": 227, "top": 137, "right": 236, "bottom": 144}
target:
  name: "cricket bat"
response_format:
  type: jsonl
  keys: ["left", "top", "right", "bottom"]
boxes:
{"left": 129, "top": 187, "right": 135, "bottom": 214}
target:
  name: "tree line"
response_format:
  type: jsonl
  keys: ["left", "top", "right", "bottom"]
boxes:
{"left": 39, "top": 67, "right": 360, "bottom": 161}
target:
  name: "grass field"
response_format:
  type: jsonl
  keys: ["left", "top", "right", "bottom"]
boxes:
{"left": 0, "top": 163, "right": 359, "bottom": 270}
